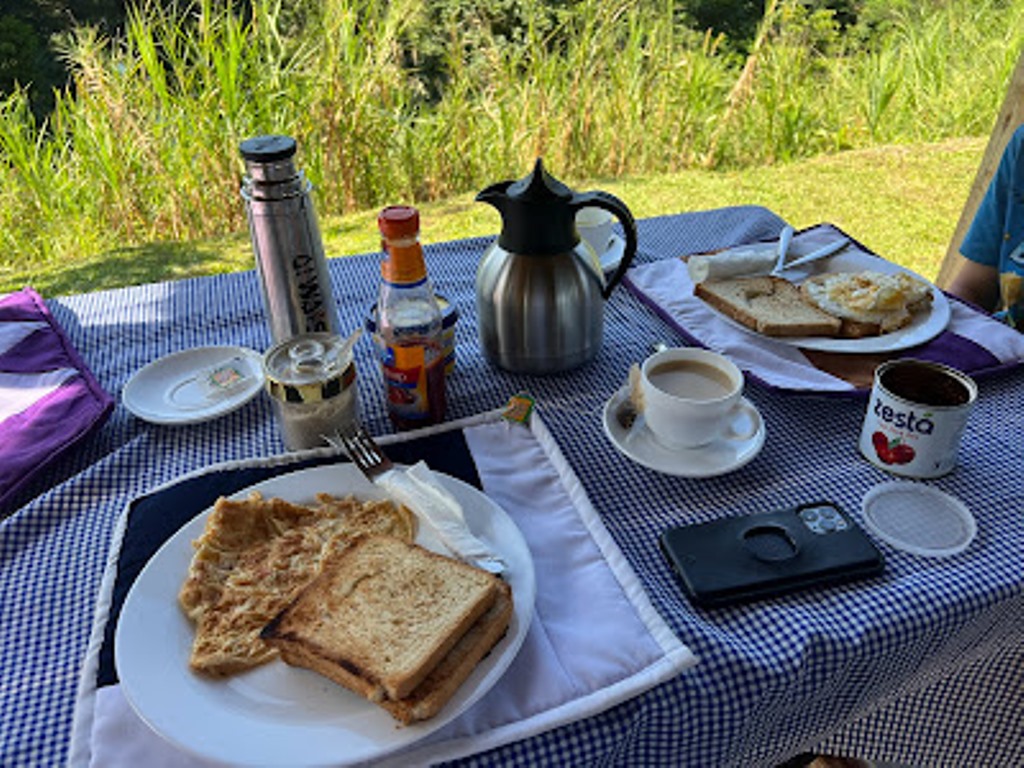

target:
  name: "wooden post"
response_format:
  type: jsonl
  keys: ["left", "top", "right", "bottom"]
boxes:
{"left": 937, "top": 48, "right": 1024, "bottom": 288}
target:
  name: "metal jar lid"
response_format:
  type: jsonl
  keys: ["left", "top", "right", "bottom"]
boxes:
{"left": 263, "top": 332, "right": 355, "bottom": 404}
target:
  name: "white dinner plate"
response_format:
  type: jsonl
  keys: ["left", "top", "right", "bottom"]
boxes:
{"left": 123, "top": 345, "right": 265, "bottom": 425}
{"left": 602, "top": 388, "right": 765, "bottom": 477}
{"left": 697, "top": 250, "right": 951, "bottom": 354}
{"left": 115, "top": 464, "right": 536, "bottom": 767}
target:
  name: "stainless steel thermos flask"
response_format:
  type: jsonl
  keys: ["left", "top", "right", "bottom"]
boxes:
{"left": 240, "top": 135, "right": 339, "bottom": 343}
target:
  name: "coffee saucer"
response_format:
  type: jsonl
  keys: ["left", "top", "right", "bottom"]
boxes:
{"left": 123, "top": 346, "right": 265, "bottom": 425}
{"left": 601, "top": 388, "right": 765, "bottom": 478}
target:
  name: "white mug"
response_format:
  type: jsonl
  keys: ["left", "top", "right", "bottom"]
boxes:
{"left": 576, "top": 207, "right": 614, "bottom": 257}
{"left": 640, "top": 348, "right": 759, "bottom": 450}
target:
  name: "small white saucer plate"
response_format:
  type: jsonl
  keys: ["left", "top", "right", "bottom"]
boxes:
{"left": 602, "top": 388, "right": 766, "bottom": 478}
{"left": 123, "top": 345, "right": 265, "bottom": 425}
{"left": 600, "top": 234, "right": 627, "bottom": 272}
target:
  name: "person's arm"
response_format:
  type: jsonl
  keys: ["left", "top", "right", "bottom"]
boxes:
{"left": 945, "top": 254, "right": 1001, "bottom": 311}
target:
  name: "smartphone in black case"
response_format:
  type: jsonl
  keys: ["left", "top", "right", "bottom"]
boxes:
{"left": 659, "top": 502, "right": 884, "bottom": 608}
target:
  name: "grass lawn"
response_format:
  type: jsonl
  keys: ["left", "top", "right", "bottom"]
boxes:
{"left": 6, "top": 136, "right": 985, "bottom": 298}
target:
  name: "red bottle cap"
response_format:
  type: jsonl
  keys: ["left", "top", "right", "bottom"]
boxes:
{"left": 378, "top": 206, "right": 420, "bottom": 240}
{"left": 379, "top": 206, "right": 426, "bottom": 283}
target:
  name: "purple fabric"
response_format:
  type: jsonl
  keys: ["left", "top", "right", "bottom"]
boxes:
{"left": 0, "top": 288, "right": 114, "bottom": 514}
{"left": 907, "top": 322, "right": 1001, "bottom": 371}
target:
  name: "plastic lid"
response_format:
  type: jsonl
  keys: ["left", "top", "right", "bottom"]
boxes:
{"left": 861, "top": 481, "right": 976, "bottom": 557}
{"left": 378, "top": 206, "right": 420, "bottom": 240}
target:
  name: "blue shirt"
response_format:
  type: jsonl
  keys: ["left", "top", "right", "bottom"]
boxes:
{"left": 960, "top": 124, "right": 1024, "bottom": 329}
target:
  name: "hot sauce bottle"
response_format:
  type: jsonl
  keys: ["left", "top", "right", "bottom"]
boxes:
{"left": 376, "top": 206, "right": 447, "bottom": 429}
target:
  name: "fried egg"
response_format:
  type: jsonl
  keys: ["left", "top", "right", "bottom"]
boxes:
{"left": 801, "top": 270, "right": 932, "bottom": 333}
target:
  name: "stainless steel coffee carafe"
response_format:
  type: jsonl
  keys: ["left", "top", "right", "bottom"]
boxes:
{"left": 475, "top": 159, "right": 637, "bottom": 374}
{"left": 240, "top": 135, "right": 339, "bottom": 343}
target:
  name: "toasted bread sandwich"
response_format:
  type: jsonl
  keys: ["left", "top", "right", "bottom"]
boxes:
{"left": 261, "top": 534, "right": 509, "bottom": 720}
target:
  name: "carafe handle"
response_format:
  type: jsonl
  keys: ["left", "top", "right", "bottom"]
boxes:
{"left": 572, "top": 190, "right": 638, "bottom": 299}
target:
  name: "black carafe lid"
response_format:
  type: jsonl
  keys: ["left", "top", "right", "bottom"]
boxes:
{"left": 476, "top": 158, "right": 580, "bottom": 256}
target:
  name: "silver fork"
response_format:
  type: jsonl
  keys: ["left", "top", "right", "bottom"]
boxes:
{"left": 325, "top": 426, "right": 395, "bottom": 481}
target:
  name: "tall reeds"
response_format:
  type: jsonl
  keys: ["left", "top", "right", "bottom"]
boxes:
{"left": 0, "top": 0, "right": 1021, "bottom": 274}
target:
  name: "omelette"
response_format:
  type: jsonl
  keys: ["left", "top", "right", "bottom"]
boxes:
{"left": 179, "top": 491, "right": 416, "bottom": 677}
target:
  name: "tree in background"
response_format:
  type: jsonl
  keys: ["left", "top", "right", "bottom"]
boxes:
{"left": 683, "top": 0, "right": 857, "bottom": 51}
{"left": 0, "top": 0, "right": 123, "bottom": 120}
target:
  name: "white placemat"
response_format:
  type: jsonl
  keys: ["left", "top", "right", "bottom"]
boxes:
{"left": 70, "top": 409, "right": 696, "bottom": 767}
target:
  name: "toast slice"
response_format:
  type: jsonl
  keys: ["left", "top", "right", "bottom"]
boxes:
{"left": 261, "top": 534, "right": 500, "bottom": 703}
{"left": 695, "top": 275, "right": 842, "bottom": 337}
{"left": 379, "top": 579, "right": 513, "bottom": 723}
{"left": 272, "top": 579, "right": 513, "bottom": 724}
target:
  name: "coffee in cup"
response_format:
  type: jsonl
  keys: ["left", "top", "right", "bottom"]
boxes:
{"left": 640, "top": 347, "right": 759, "bottom": 451}
{"left": 859, "top": 359, "right": 977, "bottom": 478}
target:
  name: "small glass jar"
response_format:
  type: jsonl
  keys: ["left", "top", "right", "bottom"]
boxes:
{"left": 263, "top": 332, "right": 358, "bottom": 450}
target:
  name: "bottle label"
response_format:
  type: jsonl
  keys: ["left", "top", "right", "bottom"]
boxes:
{"left": 381, "top": 343, "right": 446, "bottom": 428}
{"left": 381, "top": 243, "right": 427, "bottom": 284}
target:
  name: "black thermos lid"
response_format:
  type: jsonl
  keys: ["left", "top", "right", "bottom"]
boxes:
{"left": 239, "top": 135, "right": 298, "bottom": 163}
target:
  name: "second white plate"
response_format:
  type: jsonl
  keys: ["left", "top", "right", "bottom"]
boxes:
{"left": 697, "top": 250, "right": 951, "bottom": 354}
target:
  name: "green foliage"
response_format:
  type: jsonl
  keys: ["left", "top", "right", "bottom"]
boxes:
{"left": 0, "top": 0, "right": 1023, "bottom": 289}
{"left": 0, "top": 0, "right": 122, "bottom": 119}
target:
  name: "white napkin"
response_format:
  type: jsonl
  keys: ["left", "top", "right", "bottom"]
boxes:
{"left": 376, "top": 460, "right": 506, "bottom": 574}
{"left": 71, "top": 411, "right": 696, "bottom": 768}
{"left": 686, "top": 242, "right": 779, "bottom": 282}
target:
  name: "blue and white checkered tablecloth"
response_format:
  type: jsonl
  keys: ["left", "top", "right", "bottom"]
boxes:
{"left": 2, "top": 205, "right": 1022, "bottom": 767}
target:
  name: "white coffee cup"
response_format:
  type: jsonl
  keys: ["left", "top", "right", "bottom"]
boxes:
{"left": 640, "top": 347, "right": 759, "bottom": 451}
{"left": 576, "top": 207, "right": 614, "bottom": 257}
